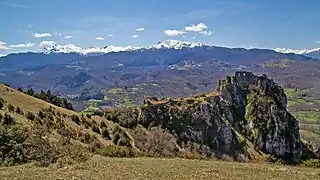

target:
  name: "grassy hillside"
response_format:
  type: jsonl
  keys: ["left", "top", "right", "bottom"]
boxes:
{"left": 0, "top": 156, "right": 319, "bottom": 180}
{"left": 0, "top": 83, "right": 128, "bottom": 167}
{"left": 0, "top": 82, "right": 320, "bottom": 179}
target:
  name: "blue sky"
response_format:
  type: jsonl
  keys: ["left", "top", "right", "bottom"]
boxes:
{"left": 0, "top": 0, "right": 319, "bottom": 54}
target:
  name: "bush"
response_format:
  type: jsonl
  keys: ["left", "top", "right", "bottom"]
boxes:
{"left": 88, "top": 141, "right": 102, "bottom": 153}
{"left": 55, "top": 142, "right": 91, "bottom": 168}
{"left": 302, "top": 159, "right": 320, "bottom": 168}
{"left": 26, "top": 111, "right": 35, "bottom": 120}
{"left": 0, "top": 98, "right": 4, "bottom": 109}
{"left": 1, "top": 113, "right": 14, "bottom": 125}
{"left": 22, "top": 134, "right": 58, "bottom": 167}
{"left": 57, "top": 127, "right": 77, "bottom": 140}
{"left": 112, "top": 132, "right": 121, "bottom": 144}
{"left": 38, "top": 110, "right": 45, "bottom": 119}
{"left": 80, "top": 132, "right": 93, "bottom": 144}
{"left": 118, "top": 138, "right": 131, "bottom": 147}
{"left": 35, "top": 117, "right": 43, "bottom": 125}
{"left": 100, "top": 121, "right": 107, "bottom": 128}
{"left": 92, "top": 125, "right": 101, "bottom": 134}
{"left": 15, "top": 106, "right": 23, "bottom": 115}
{"left": 93, "top": 110, "right": 104, "bottom": 117}
{"left": 101, "top": 128, "right": 110, "bottom": 140}
{"left": 0, "top": 126, "right": 26, "bottom": 166}
{"left": 99, "top": 145, "right": 136, "bottom": 158}
{"left": 133, "top": 126, "right": 179, "bottom": 157}
{"left": 71, "top": 115, "right": 80, "bottom": 124}
{"left": 7, "top": 103, "right": 14, "bottom": 112}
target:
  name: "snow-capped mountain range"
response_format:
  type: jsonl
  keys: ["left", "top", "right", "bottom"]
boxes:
{"left": 40, "top": 40, "right": 211, "bottom": 55}
{"left": 39, "top": 40, "right": 320, "bottom": 59}
{"left": 1, "top": 39, "right": 320, "bottom": 59}
{"left": 274, "top": 48, "right": 320, "bottom": 55}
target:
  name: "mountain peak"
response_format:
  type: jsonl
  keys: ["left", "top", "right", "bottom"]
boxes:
{"left": 41, "top": 44, "right": 83, "bottom": 54}
{"left": 151, "top": 39, "right": 210, "bottom": 49}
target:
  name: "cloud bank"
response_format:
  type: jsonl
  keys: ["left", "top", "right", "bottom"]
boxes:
{"left": 0, "top": 41, "right": 9, "bottom": 50}
{"left": 96, "top": 36, "right": 104, "bottom": 41}
{"left": 8, "top": 43, "right": 35, "bottom": 48}
{"left": 33, "top": 33, "right": 52, "bottom": 38}
{"left": 164, "top": 23, "right": 212, "bottom": 37}
{"left": 164, "top": 30, "right": 186, "bottom": 37}
{"left": 64, "top": 35, "right": 73, "bottom": 40}
{"left": 136, "top": 28, "right": 145, "bottom": 31}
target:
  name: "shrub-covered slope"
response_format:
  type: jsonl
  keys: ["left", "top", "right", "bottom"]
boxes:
{"left": 107, "top": 71, "right": 319, "bottom": 163}
{"left": 0, "top": 72, "right": 319, "bottom": 167}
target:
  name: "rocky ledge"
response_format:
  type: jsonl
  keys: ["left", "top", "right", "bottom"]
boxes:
{"left": 104, "top": 71, "right": 319, "bottom": 163}
{"left": 138, "top": 71, "right": 313, "bottom": 163}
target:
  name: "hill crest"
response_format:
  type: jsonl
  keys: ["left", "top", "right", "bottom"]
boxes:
{"left": 0, "top": 72, "right": 319, "bottom": 167}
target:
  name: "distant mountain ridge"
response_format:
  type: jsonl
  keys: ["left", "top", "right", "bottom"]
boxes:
{"left": 275, "top": 48, "right": 320, "bottom": 59}
{"left": 2, "top": 40, "right": 319, "bottom": 60}
{"left": 0, "top": 39, "right": 318, "bottom": 111}
{"left": 39, "top": 40, "right": 210, "bottom": 55}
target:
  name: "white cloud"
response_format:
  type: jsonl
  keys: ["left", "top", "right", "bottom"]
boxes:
{"left": 64, "top": 35, "right": 73, "bottom": 40}
{"left": 96, "top": 36, "right": 104, "bottom": 41}
{"left": 0, "top": 41, "right": 9, "bottom": 50}
{"left": 184, "top": 23, "right": 208, "bottom": 32}
{"left": 136, "top": 28, "right": 144, "bottom": 31}
{"left": 2, "top": 1, "right": 29, "bottom": 8}
{"left": 132, "top": 35, "right": 138, "bottom": 38}
{"left": 8, "top": 43, "right": 35, "bottom": 48}
{"left": 108, "top": 34, "right": 114, "bottom": 37}
{"left": 40, "top": 41, "right": 56, "bottom": 46}
{"left": 199, "top": 30, "right": 212, "bottom": 36}
{"left": 163, "top": 23, "right": 210, "bottom": 37}
{"left": 33, "top": 32, "right": 52, "bottom": 38}
{"left": 164, "top": 29, "right": 186, "bottom": 37}
{"left": 316, "top": 41, "right": 320, "bottom": 44}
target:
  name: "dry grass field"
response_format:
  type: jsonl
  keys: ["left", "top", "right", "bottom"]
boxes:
{"left": 0, "top": 156, "right": 319, "bottom": 180}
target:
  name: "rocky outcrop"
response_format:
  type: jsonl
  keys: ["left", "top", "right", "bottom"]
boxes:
{"left": 139, "top": 71, "right": 304, "bottom": 163}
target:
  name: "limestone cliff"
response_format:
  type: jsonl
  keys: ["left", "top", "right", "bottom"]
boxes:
{"left": 138, "top": 72, "right": 303, "bottom": 163}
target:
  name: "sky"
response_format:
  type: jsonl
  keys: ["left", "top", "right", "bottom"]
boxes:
{"left": 0, "top": 0, "right": 319, "bottom": 54}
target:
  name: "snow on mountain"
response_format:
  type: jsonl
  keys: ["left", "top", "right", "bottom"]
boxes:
{"left": 0, "top": 54, "right": 7, "bottom": 58}
{"left": 150, "top": 40, "right": 209, "bottom": 49}
{"left": 274, "top": 48, "right": 320, "bottom": 55}
{"left": 41, "top": 44, "right": 83, "bottom": 54}
{"left": 39, "top": 40, "right": 211, "bottom": 55}
{"left": 41, "top": 44, "right": 142, "bottom": 55}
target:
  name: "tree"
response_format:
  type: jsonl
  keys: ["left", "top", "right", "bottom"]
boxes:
{"left": 0, "top": 98, "right": 4, "bottom": 109}
{"left": 26, "top": 88, "right": 35, "bottom": 96}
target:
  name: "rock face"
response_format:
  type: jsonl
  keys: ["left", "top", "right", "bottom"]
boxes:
{"left": 140, "top": 71, "right": 303, "bottom": 162}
